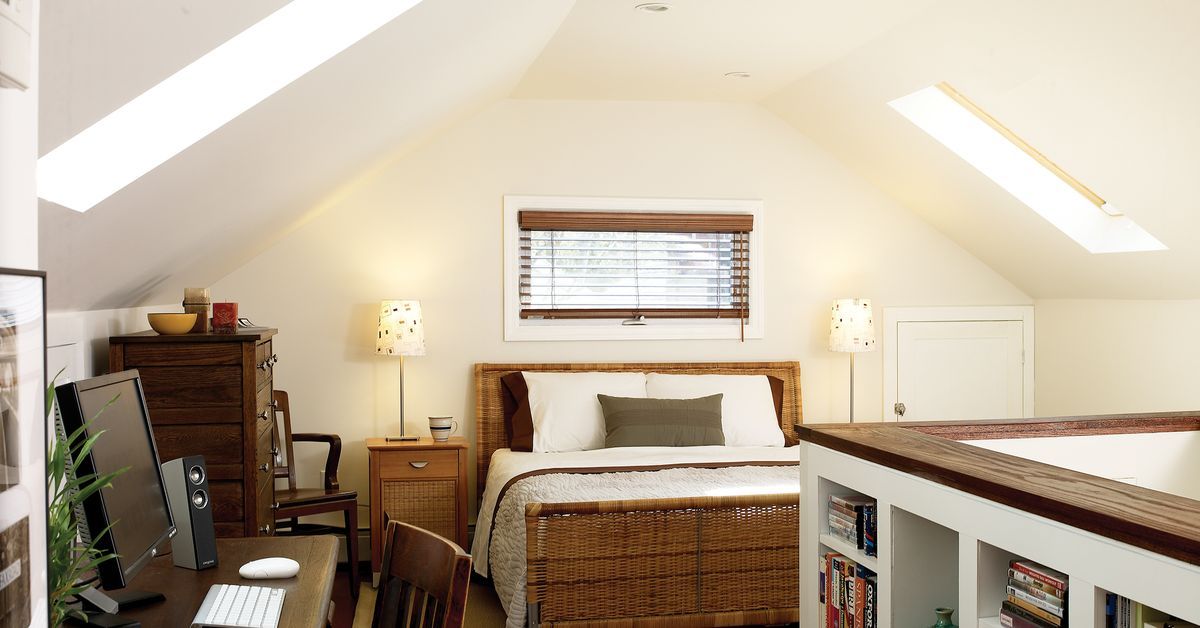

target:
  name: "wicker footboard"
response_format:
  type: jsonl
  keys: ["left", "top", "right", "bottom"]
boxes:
{"left": 525, "top": 493, "right": 800, "bottom": 627}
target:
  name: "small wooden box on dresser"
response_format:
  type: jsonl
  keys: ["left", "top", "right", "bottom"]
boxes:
{"left": 109, "top": 328, "right": 279, "bottom": 538}
{"left": 367, "top": 437, "right": 468, "bottom": 577}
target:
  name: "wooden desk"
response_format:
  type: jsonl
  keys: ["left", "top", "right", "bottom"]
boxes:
{"left": 119, "top": 536, "right": 336, "bottom": 627}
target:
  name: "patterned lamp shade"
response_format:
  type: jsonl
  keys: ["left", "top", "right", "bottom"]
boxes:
{"left": 377, "top": 300, "right": 425, "bottom": 356}
{"left": 829, "top": 298, "right": 876, "bottom": 353}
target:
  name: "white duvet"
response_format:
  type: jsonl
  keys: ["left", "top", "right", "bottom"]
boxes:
{"left": 470, "top": 446, "right": 801, "bottom": 627}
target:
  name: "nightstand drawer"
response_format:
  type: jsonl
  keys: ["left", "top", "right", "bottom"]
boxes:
{"left": 378, "top": 449, "right": 459, "bottom": 479}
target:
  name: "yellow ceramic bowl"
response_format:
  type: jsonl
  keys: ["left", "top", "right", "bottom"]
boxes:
{"left": 148, "top": 312, "right": 197, "bottom": 335}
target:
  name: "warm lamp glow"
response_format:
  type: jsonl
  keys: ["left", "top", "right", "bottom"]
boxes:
{"left": 377, "top": 300, "right": 425, "bottom": 357}
{"left": 829, "top": 298, "right": 875, "bottom": 354}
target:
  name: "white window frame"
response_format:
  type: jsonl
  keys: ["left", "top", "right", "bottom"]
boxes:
{"left": 504, "top": 195, "right": 765, "bottom": 342}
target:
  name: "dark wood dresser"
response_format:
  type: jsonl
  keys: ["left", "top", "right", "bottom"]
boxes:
{"left": 109, "top": 328, "right": 279, "bottom": 537}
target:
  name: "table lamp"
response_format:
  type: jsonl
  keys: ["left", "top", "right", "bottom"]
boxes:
{"left": 377, "top": 300, "right": 425, "bottom": 441}
{"left": 829, "top": 298, "right": 875, "bottom": 422}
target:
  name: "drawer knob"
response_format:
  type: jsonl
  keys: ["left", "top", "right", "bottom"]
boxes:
{"left": 259, "top": 525, "right": 271, "bottom": 534}
{"left": 271, "top": 502, "right": 280, "bottom": 510}
{"left": 258, "top": 411, "right": 269, "bottom": 421}
{"left": 408, "top": 461, "right": 429, "bottom": 469}
{"left": 269, "top": 447, "right": 280, "bottom": 457}
{"left": 270, "top": 354, "right": 279, "bottom": 365}
{"left": 257, "top": 361, "right": 270, "bottom": 371}
{"left": 259, "top": 463, "right": 270, "bottom": 472}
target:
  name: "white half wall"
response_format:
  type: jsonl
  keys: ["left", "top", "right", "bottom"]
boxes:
{"left": 1035, "top": 299, "right": 1200, "bottom": 416}
{"left": 210, "top": 99, "right": 1030, "bottom": 514}
{"left": 46, "top": 304, "right": 176, "bottom": 383}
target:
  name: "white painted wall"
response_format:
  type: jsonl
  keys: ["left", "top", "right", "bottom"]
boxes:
{"left": 972, "top": 431, "right": 1200, "bottom": 501}
{"left": 210, "top": 99, "right": 1030, "bottom": 515}
{"left": 1034, "top": 299, "right": 1200, "bottom": 416}
{"left": 46, "top": 304, "right": 176, "bottom": 383}
{"left": 0, "top": 3, "right": 38, "bottom": 269}
{"left": 0, "top": 3, "right": 45, "bottom": 625}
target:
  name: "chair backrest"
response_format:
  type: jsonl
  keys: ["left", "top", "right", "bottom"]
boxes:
{"left": 271, "top": 389, "right": 299, "bottom": 491}
{"left": 372, "top": 521, "right": 471, "bottom": 628}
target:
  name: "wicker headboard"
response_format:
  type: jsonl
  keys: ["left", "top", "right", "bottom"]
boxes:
{"left": 473, "top": 361, "right": 802, "bottom": 495}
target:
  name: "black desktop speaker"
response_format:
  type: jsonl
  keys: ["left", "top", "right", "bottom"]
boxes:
{"left": 160, "top": 456, "right": 218, "bottom": 570}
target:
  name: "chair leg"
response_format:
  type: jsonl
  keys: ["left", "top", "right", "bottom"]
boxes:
{"left": 346, "top": 505, "right": 360, "bottom": 599}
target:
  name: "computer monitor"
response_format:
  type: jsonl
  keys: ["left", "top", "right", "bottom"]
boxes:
{"left": 55, "top": 370, "right": 176, "bottom": 614}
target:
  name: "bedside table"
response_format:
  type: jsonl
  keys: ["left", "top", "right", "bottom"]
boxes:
{"left": 367, "top": 436, "right": 468, "bottom": 576}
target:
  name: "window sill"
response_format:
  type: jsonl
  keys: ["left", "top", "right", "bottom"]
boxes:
{"left": 504, "top": 319, "right": 764, "bottom": 342}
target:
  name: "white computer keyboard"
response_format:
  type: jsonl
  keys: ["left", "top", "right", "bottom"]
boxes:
{"left": 190, "top": 583, "right": 286, "bottom": 628}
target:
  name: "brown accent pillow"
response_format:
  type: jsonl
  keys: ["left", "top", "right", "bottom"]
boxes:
{"left": 597, "top": 394, "right": 725, "bottom": 448}
{"left": 767, "top": 375, "right": 785, "bottom": 426}
{"left": 499, "top": 372, "right": 534, "bottom": 452}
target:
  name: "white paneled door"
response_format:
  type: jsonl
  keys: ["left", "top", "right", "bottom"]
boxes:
{"left": 884, "top": 307, "right": 1034, "bottom": 422}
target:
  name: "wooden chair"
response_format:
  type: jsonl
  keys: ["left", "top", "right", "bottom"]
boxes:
{"left": 372, "top": 520, "right": 471, "bottom": 628}
{"left": 271, "top": 390, "right": 361, "bottom": 598}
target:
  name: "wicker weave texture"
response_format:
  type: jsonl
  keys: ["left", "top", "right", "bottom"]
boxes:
{"left": 474, "top": 361, "right": 802, "bottom": 494}
{"left": 526, "top": 495, "right": 799, "bottom": 626}
{"left": 382, "top": 479, "right": 457, "bottom": 541}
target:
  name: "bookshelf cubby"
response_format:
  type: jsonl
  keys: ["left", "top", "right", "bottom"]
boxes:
{"left": 892, "top": 508, "right": 958, "bottom": 628}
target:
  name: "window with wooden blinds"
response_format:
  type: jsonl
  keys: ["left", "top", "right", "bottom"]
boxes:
{"left": 517, "top": 210, "right": 753, "bottom": 324}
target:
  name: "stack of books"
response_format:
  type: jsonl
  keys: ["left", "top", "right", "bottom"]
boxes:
{"left": 1000, "top": 560, "right": 1068, "bottom": 628}
{"left": 820, "top": 552, "right": 877, "bottom": 628}
{"left": 828, "top": 494, "right": 877, "bottom": 557}
{"left": 1104, "top": 594, "right": 1180, "bottom": 627}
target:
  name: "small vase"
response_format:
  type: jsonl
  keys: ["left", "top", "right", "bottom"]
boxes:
{"left": 931, "top": 607, "right": 957, "bottom": 628}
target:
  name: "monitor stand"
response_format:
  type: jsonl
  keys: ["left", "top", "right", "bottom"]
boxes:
{"left": 73, "top": 586, "right": 165, "bottom": 627}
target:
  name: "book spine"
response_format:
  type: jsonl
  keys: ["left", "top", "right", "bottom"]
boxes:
{"left": 829, "top": 510, "right": 858, "bottom": 527}
{"left": 1007, "top": 585, "right": 1064, "bottom": 615}
{"left": 1009, "top": 569, "right": 1066, "bottom": 598}
{"left": 827, "top": 556, "right": 840, "bottom": 628}
{"left": 819, "top": 558, "right": 827, "bottom": 605}
{"left": 1000, "top": 607, "right": 1056, "bottom": 628}
{"left": 830, "top": 495, "right": 868, "bottom": 510}
{"left": 1011, "top": 561, "right": 1068, "bottom": 591}
{"left": 829, "top": 513, "right": 857, "bottom": 532}
{"left": 854, "top": 575, "right": 865, "bottom": 628}
{"left": 863, "top": 576, "right": 876, "bottom": 628}
{"left": 830, "top": 502, "right": 858, "bottom": 518}
{"left": 1001, "top": 601, "right": 1059, "bottom": 628}
{"left": 1007, "top": 595, "right": 1063, "bottom": 626}
{"left": 861, "top": 504, "right": 876, "bottom": 557}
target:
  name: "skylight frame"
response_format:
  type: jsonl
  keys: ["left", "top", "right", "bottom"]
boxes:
{"left": 37, "top": 0, "right": 424, "bottom": 212}
{"left": 888, "top": 82, "right": 1166, "bottom": 254}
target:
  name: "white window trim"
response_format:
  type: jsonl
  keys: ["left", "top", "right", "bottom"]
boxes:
{"left": 503, "top": 195, "right": 765, "bottom": 342}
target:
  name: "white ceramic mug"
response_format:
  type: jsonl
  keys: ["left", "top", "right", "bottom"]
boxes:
{"left": 428, "top": 416, "right": 457, "bottom": 442}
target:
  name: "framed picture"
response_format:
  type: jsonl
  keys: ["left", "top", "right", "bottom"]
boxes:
{"left": 0, "top": 268, "right": 46, "bottom": 628}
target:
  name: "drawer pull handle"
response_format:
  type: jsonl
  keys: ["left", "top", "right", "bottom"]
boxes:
{"left": 270, "top": 354, "right": 279, "bottom": 365}
{"left": 258, "top": 411, "right": 269, "bottom": 421}
{"left": 408, "top": 461, "right": 429, "bottom": 469}
{"left": 257, "top": 361, "right": 270, "bottom": 371}
{"left": 259, "top": 463, "right": 270, "bottom": 472}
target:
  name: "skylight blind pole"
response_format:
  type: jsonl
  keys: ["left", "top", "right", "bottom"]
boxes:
{"left": 933, "top": 82, "right": 1116, "bottom": 215}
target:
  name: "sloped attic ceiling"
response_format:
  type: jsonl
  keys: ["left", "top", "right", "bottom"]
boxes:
{"left": 765, "top": 0, "right": 1200, "bottom": 298}
{"left": 38, "top": 0, "right": 574, "bottom": 310}
{"left": 39, "top": 0, "right": 1198, "bottom": 308}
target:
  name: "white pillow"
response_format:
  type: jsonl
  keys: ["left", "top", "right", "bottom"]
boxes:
{"left": 645, "top": 373, "right": 784, "bottom": 447}
{"left": 524, "top": 371, "right": 647, "bottom": 452}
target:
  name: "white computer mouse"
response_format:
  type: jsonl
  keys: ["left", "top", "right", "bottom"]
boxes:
{"left": 239, "top": 557, "right": 300, "bottom": 579}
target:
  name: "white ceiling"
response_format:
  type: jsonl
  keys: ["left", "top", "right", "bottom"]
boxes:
{"left": 37, "top": 0, "right": 1200, "bottom": 308}
{"left": 765, "top": 0, "right": 1200, "bottom": 298}
{"left": 512, "top": 0, "right": 937, "bottom": 102}
{"left": 38, "top": 0, "right": 574, "bottom": 310}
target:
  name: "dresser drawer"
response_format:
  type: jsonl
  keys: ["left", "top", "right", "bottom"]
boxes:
{"left": 254, "top": 427, "right": 274, "bottom": 494}
{"left": 255, "top": 383, "right": 274, "bottom": 438}
{"left": 124, "top": 343, "right": 241, "bottom": 366}
{"left": 378, "top": 449, "right": 459, "bottom": 479}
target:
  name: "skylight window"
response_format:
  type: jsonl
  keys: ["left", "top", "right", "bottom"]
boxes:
{"left": 37, "top": 0, "right": 423, "bottom": 212}
{"left": 888, "top": 83, "right": 1165, "bottom": 254}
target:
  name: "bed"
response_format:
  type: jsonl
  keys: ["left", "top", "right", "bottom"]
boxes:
{"left": 472, "top": 361, "right": 802, "bottom": 628}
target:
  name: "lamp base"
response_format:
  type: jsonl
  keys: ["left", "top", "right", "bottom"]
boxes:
{"left": 385, "top": 435, "right": 421, "bottom": 442}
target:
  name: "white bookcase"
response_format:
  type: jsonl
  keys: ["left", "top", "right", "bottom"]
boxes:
{"left": 801, "top": 441, "right": 1200, "bottom": 628}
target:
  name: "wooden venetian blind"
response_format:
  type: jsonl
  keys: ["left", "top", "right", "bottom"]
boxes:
{"left": 518, "top": 210, "right": 753, "bottom": 320}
